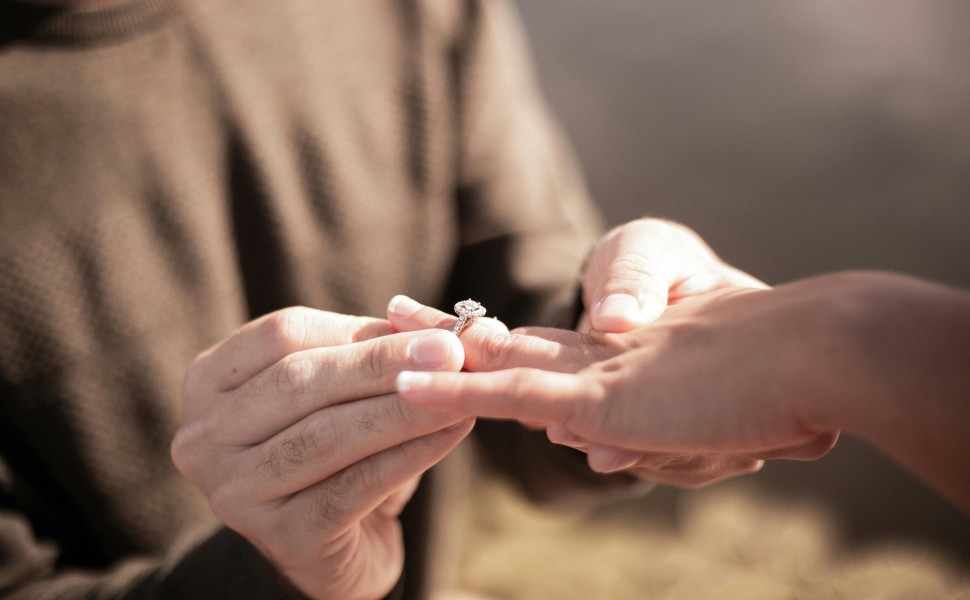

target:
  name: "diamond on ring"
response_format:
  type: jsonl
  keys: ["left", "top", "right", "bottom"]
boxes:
{"left": 452, "top": 299, "right": 486, "bottom": 336}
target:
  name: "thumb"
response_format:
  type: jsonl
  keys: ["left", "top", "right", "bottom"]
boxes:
{"left": 589, "top": 256, "right": 670, "bottom": 333}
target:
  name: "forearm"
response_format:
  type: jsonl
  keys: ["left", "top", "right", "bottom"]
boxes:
{"left": 820, "top": 271, "right": 970, "bottom": 510}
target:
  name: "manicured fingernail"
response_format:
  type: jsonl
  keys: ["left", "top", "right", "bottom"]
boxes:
{"left": 408, "top": 331, "right": 457, "bottom": 368}
{"left": 389, "top": 294, "right": 423, "bottom": 317}
{"left": 593, "top": 293, "right": 641, "bottom": 324}
{"left": 397, "top": 370, "right": 433, "bottom": 393}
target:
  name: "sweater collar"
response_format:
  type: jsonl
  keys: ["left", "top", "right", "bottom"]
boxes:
{"left": 0, "top": 0, "right": 180, "bottom": 45}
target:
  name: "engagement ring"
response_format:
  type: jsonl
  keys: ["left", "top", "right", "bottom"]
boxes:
{"left": 452, "top": 299, "right": 486, "bottom": 336}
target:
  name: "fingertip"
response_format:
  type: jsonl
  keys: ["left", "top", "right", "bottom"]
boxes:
{"left": 396, "top": 370, "right": 433, "bottom": 395}
{"left": 388, "top": 294, "right": 422, "bottom": 318}
{"left": 587, "top": 445, "right": 643, "bottom": 474}
{"left": 408, "top": 329, "right": 465, "bottom": 371}
{"left": 591, "top": 292, "right": 668, "bottom": 332}
{"left": 546, "top": 422, "right": 586, "bottom": 448}
{"left": 437, "top": 329, "right": 467, "bottom": 371}
{"left": 591, "top": 293, "right": 643, "bottom": 332}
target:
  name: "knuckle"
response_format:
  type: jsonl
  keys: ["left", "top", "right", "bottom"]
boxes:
{"left": 608, "top": 253, "right": 653, "bottom": 281}
{"left": 309, "top": 487, "right": 346, "bottom": 531}
{"left": 281, "top": 435, "right": 309, "bottom": 462}
{"left": 266, "top": 307, "right": 311, "bottom": 354}
{"left": 254, "top": 447, "right": 285, "bottom": 482}
{"left": 387, "top": 396, "right": 413, "bottom": 427}
{"left": 506, "top": 368, "right": 538, "bottom": 400}
{"left": 351, "top": 316, "right": 395, "bottom": 342}
{"left": 257, "top": 414, "right": 336, "bottom": 482}
{"left": 169, "top": 428, "right": 194, "bottom": 476}
{"left": 169, "top": 422, "right": 209, "bottom": 480}
{"left": 360, "top": 343, "right": 387, "bottom": 382}
{"left": 477, "top": 333, "right": 515, "bottom": 371}
{"left": 344, "top": 456, "right": 383, "bottom": 500}
{"left": 275, "top": 354, "right": 313, "bottom": 400}
{"left": 352, "top": 409, "right": 382, "bottom": 434}
{"left": 434, "top": 313, "right": 460, "bottom": 331}
{"left": 258, "top": 438, "right": 307, "bottom": 482}
{"left": 207, "top": 482, "right": 247, "bottom": 529}
{"left": 303, "top": 410, "right": 339, "bottom": 452}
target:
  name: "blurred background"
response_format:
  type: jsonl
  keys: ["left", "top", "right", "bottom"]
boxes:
{"left": 458, "top": 1, "right": 970, "bottom": 597}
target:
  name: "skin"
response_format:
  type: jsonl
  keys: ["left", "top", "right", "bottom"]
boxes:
{"left": 395, "top": 272, "right": 970, "bottom": 512}
{"left": 390, "top": 218, "right": 782, "bottom": 488}
{"left": 171, "top": 218, "right": 763, "bottom": 598}
{"left": 171, "top": 308, "right": 475, "bottom": 600}
{"left": 580, "top": 218, "right": 766, "bottom": 332}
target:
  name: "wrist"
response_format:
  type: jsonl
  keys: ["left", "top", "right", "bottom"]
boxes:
{"left": 811, "top": 272, "right": 970, "bottom": 448}
{"left": 781, "top": 272, "right": 899, "bottom": 436}
{"left": 751, "top": 270, "right": 970, "bottom": 510}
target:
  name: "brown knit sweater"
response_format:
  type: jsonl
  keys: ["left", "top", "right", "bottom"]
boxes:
{"left": 0, "top": 0, "right": 619, "bottom": 598}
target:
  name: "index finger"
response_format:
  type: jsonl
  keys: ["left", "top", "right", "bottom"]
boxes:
{"left": 395, "top": 368, "right": 597, "bottom": 425}
{"left": 192, "top": 307, "right": 394, "bottom": 392}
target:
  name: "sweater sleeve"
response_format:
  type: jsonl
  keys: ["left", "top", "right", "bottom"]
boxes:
{"left": 445, "top": 0, "right": 649, "bottom": 503}
{"left": 444, "top": 0, "right": 603, "bottom": 327}
{"left": 0, "top": 504, "right": 308, "bottom": 600}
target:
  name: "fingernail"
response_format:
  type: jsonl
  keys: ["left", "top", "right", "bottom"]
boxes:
{"left": 593, "top": 293, "right": 641, "bottom": 325}
{"left": 397, "top": 370, "right": 433, "bottom": 393}
{"left": 389, "top": 294, "right": 423, "bottom": 317}
{"left": 408, "top": 331, "right": 457, "bottom": 368}
{"left": 593, "top": 446, "right": 642, "bottom": 473}
{"left": 547, "top": 423, "right": 585, "bottom": 448}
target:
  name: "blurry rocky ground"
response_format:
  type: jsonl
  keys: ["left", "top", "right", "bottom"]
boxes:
{"left": 449, "top": 1, "right": 970, "bottom": 598}
{"left": 456, "top": 472, "right": 970, "bottom": 600}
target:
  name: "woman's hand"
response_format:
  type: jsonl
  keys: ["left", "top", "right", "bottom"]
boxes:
{"left": 389, "top": 283, "right": 848, "bottom": 488}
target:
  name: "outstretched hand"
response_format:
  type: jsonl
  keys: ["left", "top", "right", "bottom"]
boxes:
{"left": 388, "top": 285, "right": 842, "bottom": 489}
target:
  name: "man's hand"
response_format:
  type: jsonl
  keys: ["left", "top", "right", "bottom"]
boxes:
{"left": 582, "top": 218, "right": 766, "bottom": 332}
{"left": 171, "top": 307, "right": 474, "bottom": 600}
{"left": 388, "top": 288, "right": 842, "bottom": 489}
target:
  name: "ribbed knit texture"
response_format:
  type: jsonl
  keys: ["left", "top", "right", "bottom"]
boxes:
{"left": 0, "top": 0, "right": 178, "bottom": 44}
{"left": 0, "top": 0, "right": 607, "bottom": 598}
